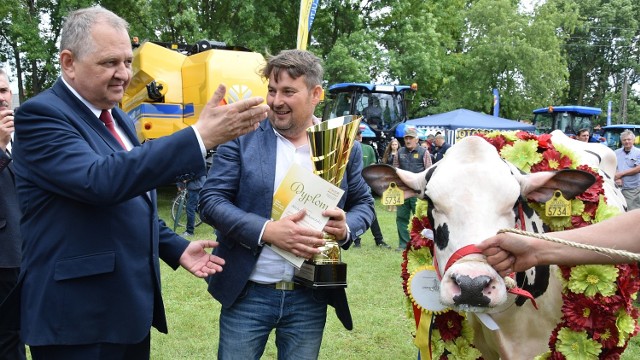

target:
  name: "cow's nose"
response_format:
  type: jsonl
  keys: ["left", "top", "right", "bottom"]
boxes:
{"left": 451, "top": 274, "right": 492, "bottom": 307}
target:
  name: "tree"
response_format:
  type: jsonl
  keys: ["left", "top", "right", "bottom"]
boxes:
{"left": 551, "top": 0, "right": 639, "bottom": 118}
{"left": 0, "top": 0, "right": 77, "bottom": 102}
{"left": 434, "top": 0, "right": 569, "bottom": 120}
{"left": 377, "top": 0, "right": 448, "bottom": 118}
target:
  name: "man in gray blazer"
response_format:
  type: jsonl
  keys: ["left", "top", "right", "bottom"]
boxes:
{"left": 200, "top": 50, "right": 375, "bottom": 359}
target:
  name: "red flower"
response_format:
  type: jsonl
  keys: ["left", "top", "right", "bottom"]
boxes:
{"left": 401, "top": 261, "right": 410, "bottom": 296}
{"left": 591, "top": 293, "right": 625, "bottom": 314}
{"left": 559, "top": 266, "right": 573, "bottom": 280}
{"left": 530, "top": 160, "right": 552, "bottom": 173}
{"left": 617, "top": 264, "right": 640, "bottom": 305}
{"left": 592, "top": 325, "right": 620, "bottom": 349}
{"left": 477, "top": 134, "right": 510, "bottom": 153}
{"left": 548, "top": 351, "right": 566, "bottom": 360}
{"left": 409, "top": 216, "right": 433, "bottom": 250}
{"left": 531, "top": 148, "right": 573, "bottom": 172}
{"left": 549, "top": 325, "right": 561, "bottom": 348}
{"left": 516, "top": 131, "right": 537, "bottom": 141}
{"left": 433, "top": 310, "right": 465, "bottom": 341}
{"left": 562, "top": 294, "right": 600, "bottom": 330}
{"left": 582, "top": 202, "right": 599, "bottom": 217}
{"left": 570, "top": 215, "right": 590, "bottom": 229}
{"left": 537, "top": 133, "right": 553, "bottom": 150}
{"left": 575, "top": 165, "right": 604, "bottom": 203}
{"left": 599, "top": 347, "right": 624, "bottom": 360}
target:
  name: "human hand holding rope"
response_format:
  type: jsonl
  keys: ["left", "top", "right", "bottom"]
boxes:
{"left": 478, "top": 211, "right": 640, "bottom": 277}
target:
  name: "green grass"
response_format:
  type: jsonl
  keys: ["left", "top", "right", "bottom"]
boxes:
{"left": 28, "top": 187, "right": 640, "bottom": 358}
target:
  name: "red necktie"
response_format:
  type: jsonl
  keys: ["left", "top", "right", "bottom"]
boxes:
{"left": 99, "top": 110, "right": 127, "bottom": 150}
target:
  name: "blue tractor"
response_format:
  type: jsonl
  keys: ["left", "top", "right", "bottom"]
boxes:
{"left": 532, "top": 105, "right": 602, "bottom": 136}
{"left": 322, "top": 82, "right": 417, "bottom": 158}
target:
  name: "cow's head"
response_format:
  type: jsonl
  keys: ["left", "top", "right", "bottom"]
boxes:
{"left": 363, "top": 136, "right": 595, "bottom": 312}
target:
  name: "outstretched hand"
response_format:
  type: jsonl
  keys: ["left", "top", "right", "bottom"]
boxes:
{"left": 194, "top": 84, "right": 270, "bottom": 149}
{"left": 179, "top": 240, "right": 225, "bottom": 278}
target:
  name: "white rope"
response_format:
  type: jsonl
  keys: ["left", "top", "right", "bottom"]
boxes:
{"left": 497, "top": 228, "right": 640, "bottom": 262}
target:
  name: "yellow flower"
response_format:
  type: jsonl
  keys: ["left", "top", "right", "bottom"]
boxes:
{"left": 556, "top": 328, "right": 602, "bottom": 360}
{"left": 500, "top": 140, "right": 542, "bottom": 173}
{"left": 568, "top": 265, "right": 618, "bottom": 297}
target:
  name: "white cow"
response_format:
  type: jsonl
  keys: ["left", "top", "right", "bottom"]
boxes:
{"left": 363, "top": 134, "right": 625, "bottom": 359}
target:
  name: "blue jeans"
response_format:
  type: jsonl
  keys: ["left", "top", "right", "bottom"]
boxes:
{"left": 185, "top": 188, "right": 199, "bottom": 234}
{"left": 218, "top": 283, "right": 328, "bottom": 360}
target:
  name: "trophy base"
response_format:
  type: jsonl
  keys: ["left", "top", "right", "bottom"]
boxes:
{"left": 294, "top": 261, "right": 347, "bottom": 289}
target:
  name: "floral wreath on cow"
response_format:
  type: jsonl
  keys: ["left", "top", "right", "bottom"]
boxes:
{"left": 402, "top": 130, "right": 640, "bottom": 359}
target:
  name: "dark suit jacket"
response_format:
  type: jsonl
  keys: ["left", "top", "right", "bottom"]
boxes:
{"left": 199, "top": 119, "right": 375, "bottom": 330}
{"left": 11, "top": 78, "right": 206, "bottom": 346}
{"left": 0, "top": 151, "right": 21, "bottom": 269}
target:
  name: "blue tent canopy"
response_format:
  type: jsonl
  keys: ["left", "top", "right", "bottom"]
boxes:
{"left": 403, "top": 109, "right": 535, "bottom": 134}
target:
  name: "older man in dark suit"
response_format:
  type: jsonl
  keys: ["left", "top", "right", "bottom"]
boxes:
{"left": 8, "top": 7, "right": 268, "bottom": 360}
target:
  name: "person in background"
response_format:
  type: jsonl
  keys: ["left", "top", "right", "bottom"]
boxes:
{"left": 382, "top": 137, "right": 400, "bottom": 168}
{"left": 8, "top": 7, "right": 268, "bottom": 360}
{"left": 199, "top": 49, "right": 375, "bottom": 359}
{"left": 478, "top": 209, "right": 640, "bottom": 276}
{"left": 431, "top": 133, "right": 450, "bottom": 163}
{"left": 577, "top": 128, "right": 590, "bottom": 142}
{"left": 382, "top": 138, "right": 400, "bottom": 212}
{"left": 357, "top": 129, "right": 377, "bottom": 168}
{"left": 425, "top": 133, "right": 435, "bottom": 152}
{"left": 396, "top": 128, "right": 431, "bottom": 251}
{"left": 354, "top": 130, "right": 390, "bottom": 248}
{"left": 614, "top": 130, "right": 640, "bottom": 210}
{"left": 176, "top": 172, "right": 207, "bottom": 237}
{"left": 0, "top": 68, "right": 25, "bottom": 360}
{"left": 361, "top": 96, "right": 382, "bottom": 128}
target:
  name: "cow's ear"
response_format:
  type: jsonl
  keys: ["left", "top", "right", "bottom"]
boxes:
{"left": 520, "top": 169, "right": 596, "bottom": 203}
{"left": 396, "top": 168, "right": 427, "bottom": 199}
{"left": 362, "top": 164, "right": 421, "bottom": 199}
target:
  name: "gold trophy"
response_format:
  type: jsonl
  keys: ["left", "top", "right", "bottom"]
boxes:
{"left": 294, "top": 115, "right": 361, "bottom": 288}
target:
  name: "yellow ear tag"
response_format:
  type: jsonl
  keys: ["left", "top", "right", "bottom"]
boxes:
{"left": 545, "top": 190, "right": 571, "bottom": 217}
{"left": 382, "top": 182, "right": 404, "bottom": 206}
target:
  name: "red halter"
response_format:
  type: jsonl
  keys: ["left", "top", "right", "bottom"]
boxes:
{"left": 432, "top": 202, "right": 538, "bottom": 309}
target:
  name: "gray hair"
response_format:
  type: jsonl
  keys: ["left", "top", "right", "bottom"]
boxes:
{"left": 60, "top": 6, "right": 129, "bottom": 60}
{"left": 0, "top": 68, "right": 9, "bottom": 83}
{"left": 261, "top": 49, "right": 323, "bottom": 89}
{"left": 620, "top": 130, "right": 635, "bottom": 140}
